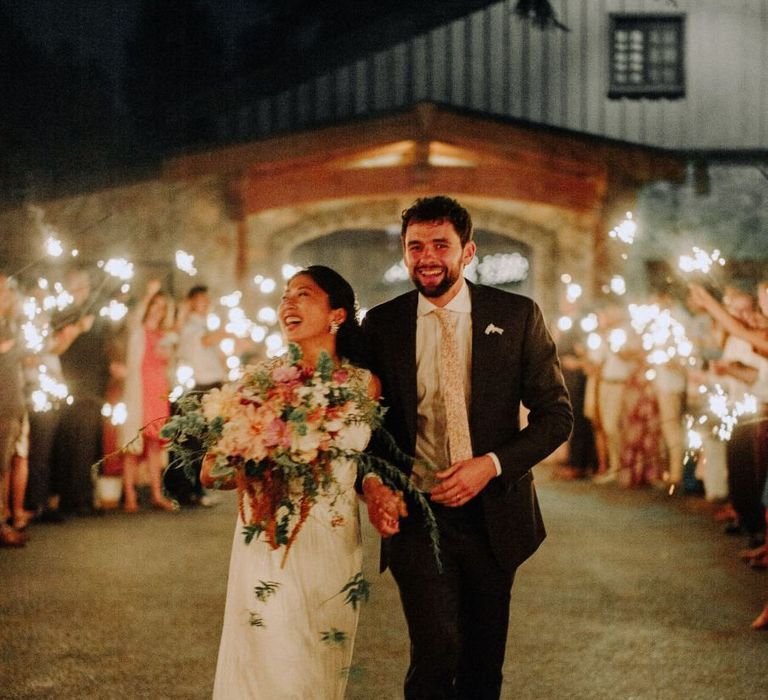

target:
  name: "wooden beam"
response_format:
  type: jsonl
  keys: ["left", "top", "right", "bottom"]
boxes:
{"left": 240, "top": 161, "right": 604, "bottom": 214}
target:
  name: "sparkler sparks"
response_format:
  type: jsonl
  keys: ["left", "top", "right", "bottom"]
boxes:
{"left": 678, "top": 247, "right": 726, "bottom": 274}
{"left": 697, "top": 384, "right": 757, "bottom": 442}
{"left": 100, "top": 258, "right": 135, "bottom": 281}
{"left": 45, "top": 236, "right": 64, "bottom": 258}
{"left": 628, "top": 304, "right": 693, "bottom": 367}
{"left": 608, "top": 212, "right": 637, "bottom": 245}
{"left": 175, "top": 250, "right": 198, "bottom": 276}
{"left": 99, "top": 300, "right": 129, "bottom": 322}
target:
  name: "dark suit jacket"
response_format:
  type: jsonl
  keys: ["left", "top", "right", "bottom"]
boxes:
{"left": 362, "top": 282, "right": 573, "bottom": 572}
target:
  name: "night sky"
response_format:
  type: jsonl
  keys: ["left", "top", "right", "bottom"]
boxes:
{"left": 1, "top": 0, "right": 257, "bottom": 86}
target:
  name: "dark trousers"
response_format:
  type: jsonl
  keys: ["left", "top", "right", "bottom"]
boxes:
{"left": 163, "top": 383, "right": 221, "bottom": 504}
{"left": 389, "top": 502, "right": 515, "bottom": 700}
{"left": 727, "top": 420, "right": 765, "bottom": 535}
{"left": 54, "top": 397, "right": 103, "bottom": 513}
{"left": 25, "top": 409, "right": 61, "bottom": 511}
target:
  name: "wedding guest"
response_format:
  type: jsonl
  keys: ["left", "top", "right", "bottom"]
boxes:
{"left": 165, "top": 285, "right": 229, "bottom": 506}
{"left": 556, "top": 326, "right": 597, "bottom": 479}
{"left": 3, "top": 417, "right": 31, "bottom": 531}
{"left": 650, "top": 291, "right": 688, "bottom": 489}
{"left": 53, "top": 267, "right": 112, "bottom": 517}
{"left": 0, "top": 274, "right": 27, "bottom": 547}
{"left": 690, "top": 284, "right": 767, "bottom": 548}
{"left": 20, "top": 281, "right": 68, "bottom": 523}
{"left": 593, "top": 304, "right": 641, "bottom": 485}
{"left": 118, "top": 280, "right": 176, "bottom": 512}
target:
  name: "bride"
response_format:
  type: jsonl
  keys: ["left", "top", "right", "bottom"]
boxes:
{"left": 202, "top": 266, "right": 400, "bottom": 699}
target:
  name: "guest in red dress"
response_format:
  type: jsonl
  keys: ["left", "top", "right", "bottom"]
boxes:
{"left": 119, "top": 281, "right": 176, "bottom": 512}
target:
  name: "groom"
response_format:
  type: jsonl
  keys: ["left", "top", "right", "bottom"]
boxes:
{"left": 362, "top": 196, "right": 572, "bottom": 699}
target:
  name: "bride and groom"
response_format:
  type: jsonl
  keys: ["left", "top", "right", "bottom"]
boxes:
{"left": 202, "top": 195, "right": 573, "bottom": 699}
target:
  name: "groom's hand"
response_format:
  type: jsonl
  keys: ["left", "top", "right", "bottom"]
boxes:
{"left": 363, "top": 477, "right": 407, "bottom": 537}
{"left": 430, "top": 456, "right": 496, "bottom": 507}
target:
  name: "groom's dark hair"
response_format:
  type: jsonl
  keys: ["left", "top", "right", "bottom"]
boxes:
{"left": 400, "top": 196, "right": 473, "bottom": 247}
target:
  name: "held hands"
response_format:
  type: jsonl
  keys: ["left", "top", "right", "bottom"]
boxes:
{"left": 363, "top": 477, "right": 407, "bottom": 537}
{"left": 429, "top": 455, "right": 497, "bottom": 507}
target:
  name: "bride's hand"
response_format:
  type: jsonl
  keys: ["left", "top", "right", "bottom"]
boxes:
{"left": 363, "top": 477, "right": 406, "bottom": 537}
{"left": 200, "top": 454, "right": 237, "bottom": 490}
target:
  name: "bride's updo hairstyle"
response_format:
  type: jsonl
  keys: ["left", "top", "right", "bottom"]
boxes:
{"left": 290, "top": 265, "right": 369, "bottom": 368}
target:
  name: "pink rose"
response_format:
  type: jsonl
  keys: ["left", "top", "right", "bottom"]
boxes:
{"left": 271, "top": 364, "right": 301, "bottom": 384}
{"left": 332, "top": 369, "right": 349, "bottom": 384}
{"left": 263, "top": 417, "right": 291, "bottom": 448}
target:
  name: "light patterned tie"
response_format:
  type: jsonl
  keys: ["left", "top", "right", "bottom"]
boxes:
{"left": 434, "top": 308, "right": 473, "bottom": 463}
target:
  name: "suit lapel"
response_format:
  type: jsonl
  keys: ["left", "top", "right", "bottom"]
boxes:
{"left": 469, "top": 284, "right": 498, "bottom": 431}
{"left": 390, "top": 292, "right": 418, "bottom": 451}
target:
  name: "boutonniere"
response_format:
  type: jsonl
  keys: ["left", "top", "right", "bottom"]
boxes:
{"left": 484, "top": 323, "right": 504, "bottom": 335}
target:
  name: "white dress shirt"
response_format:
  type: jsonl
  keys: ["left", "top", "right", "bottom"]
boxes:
{"left": 411, "top": 280, "right": 501, "bottom": 490}
{"left": 178, "top": 313, "right": 227, "bottom": 386}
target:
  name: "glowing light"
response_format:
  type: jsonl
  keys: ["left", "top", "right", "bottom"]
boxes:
{"left": 678, "top": 247, "right": 726, "bottom": 274}
{"left": 175, "top": 250, "right": 197, "bottom": 276}
{"left": 704, "top": 385, "right": 757, "bottom": 441}
{"left": 37, "top": 278, "right": 49, "bottom": 290}
{"left": 580, "top": 314, "right": 599, "bottom": 333}
{"left": 110, "top": 402, "right": 127, "bottom": 426}
{"left": 608, "top": 212, "right": 637, "bottom": 245}
{"left": 608, "top": 328, "right": 627, "bottom": 352}
{"left": 259, "top": 278, "right": 276, "bottom": 294}
{"left": 587, "top": 332, "right": 602, "bottom": 350}
{"left": 120, "top": 283, "right": 130, "bottom": 294}
{"left": 220, "top": 338, "right": 235, "bottom": 355}
{"left": 226, "top": 355, "right": 241, "bottom": 369}
{"left": 103, "top": 258, "right": 134, "bottom": 280}
{"left": 99, "top": 300, "right": 129, "bottom": 322}
{"left": 176, "top": 365, "right": 195, "bottom": 388}
{"left": 250, "top": 325, "right": 267, "bottom": 343}
{"left": 265, "top": 332, "right": 285, "bottom": 357}
{"left": 384, "top": 261, "right": 409, "bottom": 284}
{"left": 557, "top": 316, "right": 573, "bottom": 332}
{"left": 71, "top": 249, "right": 79, "bottom": 257}
{"left": 560, "top": 274, "right": 572, "bottom": 284}
{"left": 473, "top": 253, "right": 529, "bottom": 285}
{"left": 282, "top": 264, "right": 302, "bottom": 280}
{"left": 45, "top": 236, "right": 64, "bottom": 257}
{"left": 565, "top": 283, "right": 583, "bottom": 303}
{"left": 206, "top": 314, "right": 221, "bottom": 331}
{"left": 22, "top": 297, "right": 38, "bottom": 320}
{"left": 169, "top": 386, "right": 184, "bottom": 403}
{"left": 220, "top": 291, "right": 242, "bottom": 308}
{"left": 32, "top": 390, "right": 51, "bottom": 413}
{"left": 257, "top": 306, "right": 277, "bottom": 325}
{"left": 610, "top": 275, "right": 626, "bottom": 296}
{"left": 629, "top": 304, "right": 693, "bottom": 367}
{"left": 687, "top": 429, "right": 703, "bottom": 450}
{"left": 22, "top": 321, "right": 46, "bottom": 353}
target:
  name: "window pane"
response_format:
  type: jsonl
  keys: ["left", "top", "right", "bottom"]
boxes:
{"left": 610, "top": 16, "right": 683, "bottom": 97}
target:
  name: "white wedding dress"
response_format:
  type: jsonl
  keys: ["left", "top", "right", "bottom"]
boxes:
{"left": 212, "top": 417, "right": 370, "bottom": 699}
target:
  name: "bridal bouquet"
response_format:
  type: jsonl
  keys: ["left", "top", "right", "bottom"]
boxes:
{"left": 161, "top": 344, "right": 438, "bottom": 565}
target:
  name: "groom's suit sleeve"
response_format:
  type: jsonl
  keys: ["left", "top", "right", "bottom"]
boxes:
{"left": 478, "top": 295, "right": 573, "bottom": 485}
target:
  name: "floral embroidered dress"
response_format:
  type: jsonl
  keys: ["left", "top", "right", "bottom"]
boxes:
{"left": 211, "top": 365, "right": 371, "bottom": 700}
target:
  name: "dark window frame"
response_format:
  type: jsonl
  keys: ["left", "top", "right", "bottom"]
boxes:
{"left": 608, "top": 14, "right": 685, "bottom": 100}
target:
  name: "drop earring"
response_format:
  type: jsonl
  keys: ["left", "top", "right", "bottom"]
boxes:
{"left": 329, "top": 319, "right": 340, "bottom": 335}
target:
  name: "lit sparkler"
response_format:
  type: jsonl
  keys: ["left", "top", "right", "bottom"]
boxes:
{"left": 99, "top": 300, "right": 129, "bottom": 322}
{"left": 697, "top": 384, "right": 757, "bottom": 442}
{"left": 628, "top": 304, "right": 693, "bottom": 367}
{"left": 608, "top": 212, "right": 637, "bottom": 245}
{"left": 100, "top": 258, "right": 135, "bottom": 281}
{"left": 175, "top": 250, "right": 198, "bottom": 276}
{"left": 678, "top": 247, "right": 726, "bottom": 275}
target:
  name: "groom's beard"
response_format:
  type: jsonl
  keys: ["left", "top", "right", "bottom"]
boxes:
{"left": 411, "top": 264, "right": 460, "bottom": 298}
